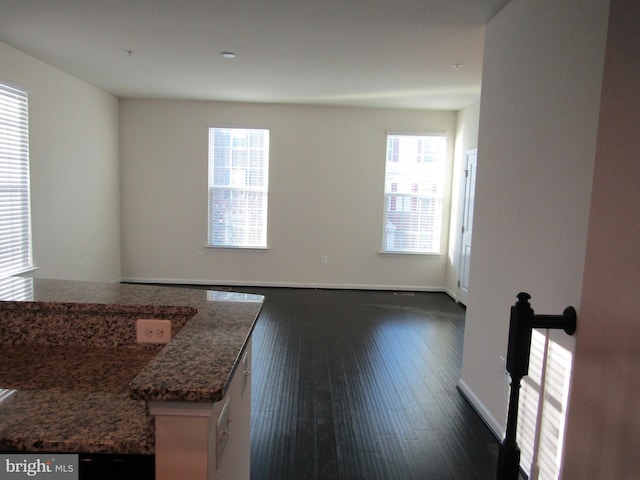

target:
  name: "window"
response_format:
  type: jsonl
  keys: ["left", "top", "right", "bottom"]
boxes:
{"left": 207, "top": 127, "right": 269, "bottom": 248}
{"left": 382, "top": 133, "right": 446, "bottom": 254}
{"left": 517, "top": 331, "right": 573, "bottom": 480}
{"left": 0, "top": 276, "right": 34, "bottom": 300}
{"left": 0, "top": 83, "right": 32, "bottom": 277}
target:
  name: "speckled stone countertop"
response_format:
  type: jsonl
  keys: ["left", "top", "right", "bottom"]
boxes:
{"left": 0, "top": 277, "right": 264, "bottom": 454}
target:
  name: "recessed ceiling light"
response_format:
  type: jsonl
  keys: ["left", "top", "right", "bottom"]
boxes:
{"left": 221, "top": 52, "right": 237, "bottom": 59}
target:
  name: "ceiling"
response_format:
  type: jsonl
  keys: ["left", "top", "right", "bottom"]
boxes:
{"left": 0, "top": 0, "right": 510, "bottom": 110}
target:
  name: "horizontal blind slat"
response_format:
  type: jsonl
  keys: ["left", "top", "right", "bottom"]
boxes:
{"left": 0, "top": 83, "right": 32, "bottom": 277}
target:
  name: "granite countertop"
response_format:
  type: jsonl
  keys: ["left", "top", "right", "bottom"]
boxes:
{"left": 0, "top": 346, "right": 156, "bottom": 454}
{"left": 0, "top": 277, "right": 264, "bottom": 454}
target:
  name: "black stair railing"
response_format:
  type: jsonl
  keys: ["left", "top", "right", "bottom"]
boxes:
{"left": 496, "top": 292, "right": 577, "bottom": 480}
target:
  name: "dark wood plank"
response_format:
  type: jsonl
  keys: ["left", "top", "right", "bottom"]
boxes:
{"left": 180, "top": 287, "right": 505, "bottom": 480}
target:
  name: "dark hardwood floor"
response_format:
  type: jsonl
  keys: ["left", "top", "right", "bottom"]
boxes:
{"left": 227, "top": 287, "right": 502, "bottom": 480}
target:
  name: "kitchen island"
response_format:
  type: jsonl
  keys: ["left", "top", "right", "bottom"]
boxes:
{"left": 0, "top": 277, "right": 263, "bottom": 480}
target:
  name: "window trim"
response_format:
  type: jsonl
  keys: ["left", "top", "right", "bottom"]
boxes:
{"left": 380, "top": 131, "right": 447, "bottom": 255}
{"left": 206, "top": 126, "right": 270, "bottom": 249}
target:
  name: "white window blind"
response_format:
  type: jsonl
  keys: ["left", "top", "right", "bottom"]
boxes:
{"left": 382, "top": 133, "right": 446, "bottom": 254}
{"left": 207, "top": 127, "right": 269, "bottom": 248}
{"left": 0, "top": 276, "right": 34, "bottom": 301}
{"left": 517, "top": 329, "right": 573, "bottom": 480}
{"left": 0, "top": 83, "right": 32, "bottom": 278}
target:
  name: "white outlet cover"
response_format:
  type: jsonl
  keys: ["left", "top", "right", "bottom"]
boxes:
{"left": 136, "top": 319, "right": 172, "bottom": 344}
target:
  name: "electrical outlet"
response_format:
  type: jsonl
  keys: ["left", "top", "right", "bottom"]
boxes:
{"left": 136, "top": 319, "right": 172, "bottom": 344}
{"left": 320, "top": 255, "right": 328, "bottom": 265}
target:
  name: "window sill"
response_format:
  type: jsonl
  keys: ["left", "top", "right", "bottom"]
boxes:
{"left": 205, "top": 245, "right": 269, "bottom": 252}
{"left": 4, "top": 266, "right": 39, "bottom": 278}
{"left": 378, "top": 251, "right": 441, "bottom": 256}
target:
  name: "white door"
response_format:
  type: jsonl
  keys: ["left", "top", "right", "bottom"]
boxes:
{"left": 458, "top": 150, "right": 477, "bottom": 305}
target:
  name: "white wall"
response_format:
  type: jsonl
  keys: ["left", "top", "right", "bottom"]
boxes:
{"left": 563, "top": 1, "right": 640, "bottom": 478}
{"left": 119, "top": 99, "right": 456, "bottom": 289}
{"left": 445, "top": 101, "right": 480, "bottom": 299}
{"left": 0, "top": 41, "right": 121, "bottom": 282}
{"left": 458, "top": 0, "right": 610, "bottom": 436}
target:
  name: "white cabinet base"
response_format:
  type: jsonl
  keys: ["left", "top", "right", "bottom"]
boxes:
{"left": 150, "top": 339, "right": 251, "bottom": 480}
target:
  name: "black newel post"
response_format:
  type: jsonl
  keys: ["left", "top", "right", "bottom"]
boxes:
{"left": 496, "top": 292, "right": 577, "bottom": 480}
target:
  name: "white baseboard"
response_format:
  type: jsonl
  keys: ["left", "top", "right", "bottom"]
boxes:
{"left": 443, "top": 287, "right": 459, "bottom": 302}
{"left": 457, "top": 378, "right": 505, "bottom": 441}
{"left": 120, "top": 277, "right": 447, "bottom": 293}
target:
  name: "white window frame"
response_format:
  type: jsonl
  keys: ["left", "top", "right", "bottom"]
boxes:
{"left": 207, "top": 127, "right": 269, "bottom": 249}
{"left": 381, "top": 132, "right": 446, "bottom": 254}
{"left": 0, "top": 82, "right": 33, "bottom": 278}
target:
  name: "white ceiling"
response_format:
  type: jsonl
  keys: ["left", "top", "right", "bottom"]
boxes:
{"left": 0, "top": 0, "right": 510, "bottom": 110}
